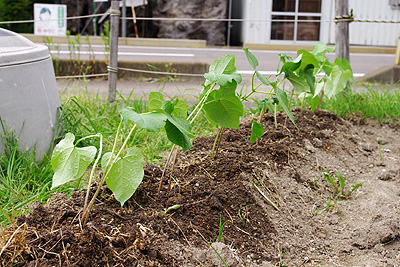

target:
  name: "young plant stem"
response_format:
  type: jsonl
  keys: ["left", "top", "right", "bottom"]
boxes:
{"left": 212, "top": 127, "right": 225, "bottom": 160}
{"left": 258, "top": 106, "right": 266, "bottom": 124}
{"left": 83, "top": 134, "right": 103, "bottom": 214}
{"left": 316, "top": 90, "right": 324, "bottom": 112}
{"left": 158, "top": 144, "right": 176, "bottom": 193}
{"left": 159, "top": 84, "right": 216, "bottom": 194}
{"left": 82, "top": 124, "right": 137, "bottom": 227}
{"left": 285, "top": 87, "right": 295, "bottom": 127}
{"left": 187, "top": 83, "right": 216, "bottom": 123}
{"left": 73, "top": 133, "right": 101, "bottom": 189}
{"left": 167, "top": 149, "right": 179, "bottom": 192}
{"left": 274, "top": 104, "right": 278, "bottom": 129}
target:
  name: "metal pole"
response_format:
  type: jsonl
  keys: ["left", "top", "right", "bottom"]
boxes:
{"left": 77, "top": 0, "right": 80, "bottom": 33}
{"left": 227, "top": 0, "right": 232, "bottom": 47}
{"left": 142, "top": 0, "right": 145, "bottom": 37}
{"left": 108, "top": 1, "right": 120, "bottom": 103}
{"left": 122, "top": 0, "right": 126, "bottom": 37}
{"left": 335, "top": 0, "right": 349, "bottom": 61}
{"left": 93, "top": 1, "right": 97, "bottom": 35}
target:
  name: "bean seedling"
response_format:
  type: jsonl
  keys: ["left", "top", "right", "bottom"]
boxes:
{"left": 51, "top": 93, "right": 193, "bottom": 227}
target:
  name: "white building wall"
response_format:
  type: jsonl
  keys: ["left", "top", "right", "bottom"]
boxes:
{"left": 241, "top": 0, "right": 271, "bottom": 44}
{"left": 242, "top": 0, "right": 400, "bottom": 46}
{"left": 326, "top": 0, "right": 400, "bottom": 46}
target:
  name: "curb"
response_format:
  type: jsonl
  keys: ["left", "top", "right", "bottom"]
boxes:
{"left": 244, "top": 43, "right": 396, "bottom": 54}
{"left": 21, "top": 34, "right": 207, "bottom": 48}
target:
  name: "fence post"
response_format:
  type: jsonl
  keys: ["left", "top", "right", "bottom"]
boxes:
{"left": 335, "top": 0, "right": 350, "bottom": 61}
{"left": 108, "top": 1, "right": 120, "bottom": 103}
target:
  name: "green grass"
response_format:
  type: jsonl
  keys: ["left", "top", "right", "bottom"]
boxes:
{"left": 0, "top": 123, "right": 69, "bottom": 227}
{"left": 323, "top": 85, "right": 400, "bottom": 124}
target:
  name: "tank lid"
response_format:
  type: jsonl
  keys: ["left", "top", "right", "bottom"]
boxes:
{"left": 0, "top": 28, "right": 50, "bottom": 66}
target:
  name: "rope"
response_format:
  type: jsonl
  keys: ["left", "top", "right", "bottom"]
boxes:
{"left": 120, "top": 17, "right": 333, "bottom": 23}
{"left": 55, "top": 73, "right": 108, "bottom": 79}
{"left": 353, "top": 19, "right": 400, "bottom": 23}
{"left": 107, "top": 66, "right": 118, "bottom": 74}
{"left": 2, "top": 12, "right": 400, "bottom": 25}
{"left": 55, "top": 66, "right": 204, "bottom": 79}
{"left": 0, "top": 13, "right": 107, "bottom": 25}
{"left": 118, "top": 67, "right": 204, "bottom": 77}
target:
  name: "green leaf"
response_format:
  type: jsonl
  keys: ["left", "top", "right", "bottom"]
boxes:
{"left": 51, "top": 133, "right": 97, "bottom": 189}
{"left": 243, "top": 48, "right": 259, "bottom": 69}
{"left": 314, "top": 80, "right": 325, "bottom": 97}
{"left": 256, "top": 70, "right": 270, "bottom": 85}
{"left": 172, "top": 100, "right": 188, "bottom": 119}
{"left": 148, "top": 92, "right": 164, "bottom": 111}
{"left": 297, "top": 50, "right": 320, "bottom": 70}
{"left": 220, "top": 81, "right": 238, "bottom": 96}
{"left": 102, "top": 148, "right": 144, "bottom": 206}
{"left": 312, "top": 42, "right": 336, "bottom": 62}
{"left": 204, "top": 55, "right": 242, "bottom": 87}
{"left": 165, "top": 119, "right": 193, "bottom": 152}
{"left": 162, "top": 100, "right": 174, "bottom": 114}
{"left": 164, "top": 113, "right": 194, "bottom": 139}
{"left": 203, "top": 89, "right": 244, "bottom": 129}
{"left": 334, "top": 58, "right": 354, "bottom": 82}
{"left": 119, "top": 108, "right": 166, "bottom": 132}
{"left": 249, "top": 119, "right": 264, "bottom": 143}
{"left": 162, "top": 109, "right": 194, "bottom": 151}
{"left": 286, "top": 70, "right": 310, "bottom": 93}
{"left": 310, "top": 94, "right": 320, "bottom": 112}
{"left": 299, "top": 67, "right": 316, "bottom": 95}
{"left": 322, "top": 60, "right": 334, "bottom": 76}
{"left": 324, "top": 66, "right": 352, "bottom": 99}
{"left": 279, "top": 54, "right": 302, "bottom": 76}
{"left": 271, "top": 83, "right": 296, "bottom": 128}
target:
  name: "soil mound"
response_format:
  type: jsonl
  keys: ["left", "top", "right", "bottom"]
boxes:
{"left": 2, "top": 110, "right": 400, "bottom": 266}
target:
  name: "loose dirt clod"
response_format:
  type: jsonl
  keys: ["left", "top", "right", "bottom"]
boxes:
{"left": 1, "top": 110, "right": 400, "bottom": 266}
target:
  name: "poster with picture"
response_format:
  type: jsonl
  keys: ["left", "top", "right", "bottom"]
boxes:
{"left": 34, "top": 4, "right": 67, "bottom": 36}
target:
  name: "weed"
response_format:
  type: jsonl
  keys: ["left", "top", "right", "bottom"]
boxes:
{"left": 318, "top": 171, "right": 363, "bottom": 213}
{"left": 217, "top": 213, "right": 228, "bottom": 242}
{"left": 100, "top": 21, "right": 110, "bottom": 65}
{"left": 0, "top": 120, "right": 69, "bottom": 227}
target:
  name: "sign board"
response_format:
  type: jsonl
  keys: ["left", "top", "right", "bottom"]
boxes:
{"left": 34, "top": 4, "right": 67, "bottom": 36}
{"left": 120, "top": 0, "right": 148, "bottom": 7}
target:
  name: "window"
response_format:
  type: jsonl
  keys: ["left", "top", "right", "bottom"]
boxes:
{"left": 271, "top": 0, "right": 322, "bottom": 42}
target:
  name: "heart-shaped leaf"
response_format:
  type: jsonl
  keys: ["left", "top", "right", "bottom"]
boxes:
{"left": 119, "top": 108, "right": 166, "bottom": 132}
{"left": 203, "top": 89, "right": 244, "bottom": 129}
{"left": 172, "top": 100, "right": 188, "bottom": 119}
{"left": 286, "top": 70, "right": 310, "bottom": 93}
{"left": 165, "top": 119, "right": 193, "bottom": 152}
{"left": 51, "top": 133, "right": 97, "bottom": 189}
{"left": 204, "top": 55, "right": 242, "bottom": 87}
{"left": 102, "top": 148, "right": 144, "bottom": 206}
{"left": 148, "top": 92, "right": 164, "bottom": 111}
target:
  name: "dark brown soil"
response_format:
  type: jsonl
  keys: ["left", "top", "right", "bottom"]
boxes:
{"left": 2, "top": 109, "right": 400, "bottom": 266}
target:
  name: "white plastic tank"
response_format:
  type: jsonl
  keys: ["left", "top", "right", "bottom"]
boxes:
{"left": 0, "top": 28, "right": 60, "bottom": 161}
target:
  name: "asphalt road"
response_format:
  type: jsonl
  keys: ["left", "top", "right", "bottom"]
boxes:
{"left": 49, "top": 43, "right": 396, "bottom": 98}
{"left": 49, "top": 43, "right": 395, "bottom": 78}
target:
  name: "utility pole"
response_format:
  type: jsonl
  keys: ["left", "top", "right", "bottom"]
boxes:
{"left": 108, "top": 1, "right": 120, "bottom": 103}
{"left": 335, "top": 0, "right": 350, "bottom": 61}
